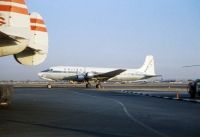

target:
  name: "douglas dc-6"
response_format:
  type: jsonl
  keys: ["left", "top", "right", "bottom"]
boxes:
{"left": 38, "top": 55, "right": 159, "bottom": 88}
{"left": 0, "top": 0, "right": 48, "bottom": 65}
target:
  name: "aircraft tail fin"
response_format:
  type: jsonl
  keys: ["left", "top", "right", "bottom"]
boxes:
{"left": 138, "top": 55, "right": 156, "bottom": 75}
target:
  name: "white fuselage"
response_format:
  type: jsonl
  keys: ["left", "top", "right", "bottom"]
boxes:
{"left": 38, "top": 55, "right": 157, "bottom": 83}
{"left": 39, "top": 66, "right": 146, "bottom": 82}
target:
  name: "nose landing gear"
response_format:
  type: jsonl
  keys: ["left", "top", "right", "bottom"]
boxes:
{"left": 86, "top": 82, "right": 92, "bottom": 88}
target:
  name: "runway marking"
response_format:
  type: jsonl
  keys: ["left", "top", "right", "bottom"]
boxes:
{"left": 111, "top": 99, "right": 170, "bottom": 137}
{"left": 74, "top": 91, "right": 170, "bottom": 137}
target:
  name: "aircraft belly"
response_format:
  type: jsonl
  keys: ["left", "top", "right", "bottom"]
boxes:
{"left": 109, "top": 76, "right": 143, "bottom": 82}
{"left": 63, "top": 73, "right": 77, "bottom": 81}
{"left": 45, "top": 73, "right": 67, "bottom": 81}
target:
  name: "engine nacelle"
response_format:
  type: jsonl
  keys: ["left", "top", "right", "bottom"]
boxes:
{"left": 76, "top": 75, "right": 85, "bottom": 82}
{"left": 0, "top": 0, "right": 30, "bottom": 40}
{"left": 0, "top": 1, "right": 48, "bottom": 66}
{"left": 0, "top": 0, "right": 30, "bottom": 57}
{"left": 85, "top": 72, "right": 94, "bottom": 79}
{"left": 14, "top": 47, "right": 47, "bottom": 66}
{"left": 14, "top": 12, "right": 48, "bottom": 66}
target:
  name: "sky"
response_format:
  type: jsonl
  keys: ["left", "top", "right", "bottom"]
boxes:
{"left": 0, "top": 0, "right": 200, "bottom": 80}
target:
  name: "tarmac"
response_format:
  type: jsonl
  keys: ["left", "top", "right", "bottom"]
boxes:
{"left": 0, "top": 87, "right": 200, "bottom": 137}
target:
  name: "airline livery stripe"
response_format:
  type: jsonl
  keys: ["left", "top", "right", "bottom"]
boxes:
{"left": 0, "top": 19, "right": 5, "bottom": 22}
{"left": 0, "top": 0, "right": 28, "bottom": 9}
{"left": 30, "top": 19, "right": 45, "bottom": 24}
{"left": 0, "top": 21, "right": 5, "bottom": 24}
{"left": 31, "top": 26, "right": 47, "bottom": 32}
{"left": 0, "top": 1, "right": 27, "bottom": 9}
{"left": 1, "top": 0, "right": 25, "bottom": 4}
{"left": 30, "top": 23, "right": 46, "bottom": 28}
{"left": 0, "top": 5, "right": 28, "bottom": 15}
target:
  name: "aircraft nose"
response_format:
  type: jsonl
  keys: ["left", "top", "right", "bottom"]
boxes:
{"left": 38, "top": 72, "right": 43, "bottom": 77}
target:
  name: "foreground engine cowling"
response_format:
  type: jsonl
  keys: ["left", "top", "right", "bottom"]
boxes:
{"left": 14, "top": 12, "right": 48, "bottom": 65}
{"left": 0, "top": 0, "right": 30, "bottom": 57}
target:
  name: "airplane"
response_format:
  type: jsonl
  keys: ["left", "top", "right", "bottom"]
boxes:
{"left": 38, "top": 55, "right": 160, "bottom": 88}
{"left": 0, "top": 0, "right": 48, "bottom": 106}
{"left": 0, "top": 0, "right": 48, "bottom": 65}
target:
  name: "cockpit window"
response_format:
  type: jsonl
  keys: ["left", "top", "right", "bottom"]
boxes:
{"left": 42, "top": 69, "right": 53, "bottom": 72}
{"left": 42, "top": 69, "right": 49, "bottom": 72}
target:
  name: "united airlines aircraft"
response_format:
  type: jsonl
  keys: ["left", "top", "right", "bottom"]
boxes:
{"left": 38, "top": 55, "right": 159, "bottom": 88}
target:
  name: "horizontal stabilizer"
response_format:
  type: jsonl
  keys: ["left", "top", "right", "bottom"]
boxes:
{"left": 143, "top": 74, "right": 162, "bottom": 79}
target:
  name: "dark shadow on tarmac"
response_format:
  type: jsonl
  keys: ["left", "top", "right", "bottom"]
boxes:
{"left": 6, "top": 119, "right": 131, "bottom": 137}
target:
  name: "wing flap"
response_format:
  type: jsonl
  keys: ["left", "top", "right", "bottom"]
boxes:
{"left": 93, "top": 69, "right": 126, "bottom": 81}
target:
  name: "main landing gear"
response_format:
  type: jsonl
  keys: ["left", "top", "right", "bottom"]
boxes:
{"left": 86, "top": 81, "right": 102, "bottom": 89}
{"left": 86, "top": 82, "right": 92, "bottom": 88}
{"left": 96, "top": 83, "right": 102, "bottom": 89}
{"left": 47, "top": 83, "right": 52, "bottom": 88}
{"left": 47, "top": 82, "right": 53, "bottom": 88}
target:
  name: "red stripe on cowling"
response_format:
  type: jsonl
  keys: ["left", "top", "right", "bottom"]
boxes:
{"left": 1, "top": 0, "right": 25, "bottom": 4}
{"left": 30, "top": 18, "right": 45, "bottom": 24}
{"left": 31, "top": 26, "right": 47, "bottom": 32}
{"left": 0, "top": 5, "right": 28, "bottom": 15}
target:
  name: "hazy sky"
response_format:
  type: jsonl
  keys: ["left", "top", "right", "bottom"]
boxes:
{"left": 0, "top": 0, "right": 200, "bottom": 80}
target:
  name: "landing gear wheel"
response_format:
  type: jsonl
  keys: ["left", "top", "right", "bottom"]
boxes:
{"left": 86, "top": 83, "right": 92, "bottom": 88}
{"left": 96, "top": 84, "right": 102, "bottom": 89}
{"left": 47, "top": 84, "right": 52, "bottom": 89}
{"left": 0, "top": 85, "right": 13, "bottom": 107}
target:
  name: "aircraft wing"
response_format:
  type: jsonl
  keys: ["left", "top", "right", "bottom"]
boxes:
{"left": 93, "top": 69, "right": 126, "bottom": 81}
{"left": 0, "top": 31, "right": 19, "bottom": 44}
